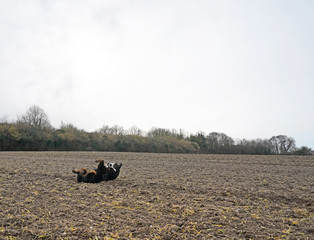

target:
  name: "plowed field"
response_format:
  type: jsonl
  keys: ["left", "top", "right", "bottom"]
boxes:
{"left": 0, "top": 152, "right": 313, "bottom": 239}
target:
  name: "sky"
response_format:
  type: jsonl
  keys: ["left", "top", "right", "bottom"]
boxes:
{"left": 0, "top": 0, "right": 313, "bottom": 148}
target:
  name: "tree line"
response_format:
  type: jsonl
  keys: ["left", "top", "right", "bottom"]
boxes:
{"left": 0, "top": 106, "right": 312, "bottom": 155}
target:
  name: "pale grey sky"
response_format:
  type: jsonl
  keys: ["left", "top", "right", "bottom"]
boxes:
{"left": 0, "top": 0, "right": 313, "bottom": 148}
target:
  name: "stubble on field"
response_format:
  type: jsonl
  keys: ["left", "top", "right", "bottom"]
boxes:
{"left": 0, "top": 152, "right": 313, "bottom": 239}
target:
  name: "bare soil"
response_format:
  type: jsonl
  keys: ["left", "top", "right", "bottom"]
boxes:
{"left": 0, "top": 152, "right": 313, "bottom": 239}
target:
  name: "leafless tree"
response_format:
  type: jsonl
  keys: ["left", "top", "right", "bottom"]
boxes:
{"left": 0, "top": 115, "right": 9, "bottom": 124}
{"left": 269, "top": 135, "right": 296, "bottom": 154}
{"left": 18, "top": 105, "right": 52, "bottom": 129}
{"left": 110, "top": 125, "right": 125, "bottom": 135}
{"left": 128, "top": 126, "right": 143, "bottom": 136}
{"left": 148, "top": 127, "right": 172, "bottom": 137}
{"left": 98, "top": 125, "right": 112, "bottom": 134}
{"left": 97, "top": 124, "right": 125, "bottom": 135}
{"left": 206, "top": 132, "right": 234, "bottom": 153}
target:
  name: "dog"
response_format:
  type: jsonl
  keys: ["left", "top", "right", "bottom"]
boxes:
{"left": 72, "top": 159, "right": 122, "bottom": 183}
{"left": 72, "top": 168, "right": 98, "bottom": 183}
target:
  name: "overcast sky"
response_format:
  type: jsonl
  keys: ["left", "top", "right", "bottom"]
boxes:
{"left": 0, "top": 0, "right": 313, "bottom": 148}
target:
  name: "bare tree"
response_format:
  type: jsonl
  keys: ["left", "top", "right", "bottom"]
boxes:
{"left": 206, "top": 132, "right": 234, "bottom": 153}
{"left": 147, "top": 127, "right": 172, "bottom": 137}
{"left": 97, "top": 124, "right": 125, "bottom": 135}
{"left": 169, "top": 128, "right": 186, "bottom": 139}
{"left": 110, "top": 125, "right": 125, "bottom": 135}
{"left": 0, "top": 115, "right": 9, "bottom": 124}
{"left": 269, "top": 135, "right": 296, "bottom": 154}
{"left": 18, "top": 105, "right": 52, "bottom": 128}
{"left": 98, "top": 125, "right": 112, "bottom": 134}
{"left": 128, "top": 126, "right": 143, "bottom": 136}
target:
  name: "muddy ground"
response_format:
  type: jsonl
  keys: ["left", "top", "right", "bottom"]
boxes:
{"left": 0, "top": 152, "right": 313, "bottom": 240}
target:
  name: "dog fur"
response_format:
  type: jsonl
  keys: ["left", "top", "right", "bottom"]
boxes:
{"left": 72, "top": 159, "right": 122, "bottom": 183}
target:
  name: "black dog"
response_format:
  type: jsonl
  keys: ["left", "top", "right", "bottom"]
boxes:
{"left": 72, "top": 159, "right": 122, "bottom": 183}
{"left": 103, "top": 162, "right": 123, "bottom": 181}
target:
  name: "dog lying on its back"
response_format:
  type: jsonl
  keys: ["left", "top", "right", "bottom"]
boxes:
{"left": 72, "top": 159, "right": 122, "bottom": 183}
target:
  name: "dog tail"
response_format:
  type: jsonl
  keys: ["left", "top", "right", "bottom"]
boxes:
{"left": 72, "top": 168, "right": 88, "bottom": 175}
